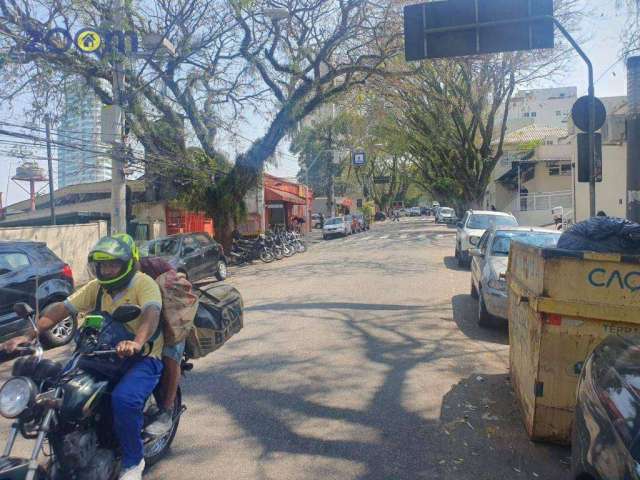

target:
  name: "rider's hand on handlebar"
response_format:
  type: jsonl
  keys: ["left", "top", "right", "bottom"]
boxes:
{"left": 116, "top": 340, "right": 142, "bottom": 358}
{"left": 1, "top": 335, "right": 32, "bottom": 353}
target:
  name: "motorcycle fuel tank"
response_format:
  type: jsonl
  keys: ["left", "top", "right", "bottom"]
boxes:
{"left": 60, "top": 371, "right": 109, "bottom": 421}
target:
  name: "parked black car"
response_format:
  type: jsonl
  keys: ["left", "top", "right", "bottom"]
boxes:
{"left": 143, "top": 232, "right": 227, "bottom": 282}
{"left": 572, "top": 335, "right": 640, "bottom": 480}
{"left": 0, "top": 241, "right": 75, "bottom": 347}
{"left": 374, "top": 211, "right": 386, "bottom": 221}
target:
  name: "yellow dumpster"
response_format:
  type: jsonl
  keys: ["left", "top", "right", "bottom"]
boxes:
{"left": 507, "top": 242, "right": 640, "bottom": 445}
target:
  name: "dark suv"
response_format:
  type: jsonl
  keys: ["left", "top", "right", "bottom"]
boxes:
{"left": 0, "top": 241, "right": 75, "bottom": 347}
{"left": 143, "top": 232, "right": 227, "bottom": 282}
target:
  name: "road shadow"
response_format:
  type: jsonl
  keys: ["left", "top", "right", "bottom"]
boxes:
{"left": 443, "top": 256, "right": 467, "bottom": 272}
{"left": 440, "top": 373, "right": 570, "bottom": 478}
{"left": 451, "top": 294, "right": 509, "bottom": 345}
{"left": 171, "top": 299, "right": 537, "bottom": 479}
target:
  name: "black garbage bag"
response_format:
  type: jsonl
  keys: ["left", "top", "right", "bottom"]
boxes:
{"left": 557, "top": 217, "right": 640, "bottom": 253}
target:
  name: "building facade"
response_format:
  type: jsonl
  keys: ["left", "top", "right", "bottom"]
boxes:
{"left": 505, "top": 86, "right": 577, "bottom": 132}
{"left": 58, "top": 82, "right": 111, "bottom": 188}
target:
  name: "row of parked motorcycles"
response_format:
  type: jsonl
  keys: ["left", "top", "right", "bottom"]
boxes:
{"left": 229, "top": 229, "right": 306, "bottom": 264}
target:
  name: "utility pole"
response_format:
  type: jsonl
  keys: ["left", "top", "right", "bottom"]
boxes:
{"left": 109, "top": 0, "right": 127, "bottom": 234}
{"left": 44, "top": 115, "right": 56, "bottom": 225}
{"left": 627, "top": 56, "right": 640, "bottom": 223}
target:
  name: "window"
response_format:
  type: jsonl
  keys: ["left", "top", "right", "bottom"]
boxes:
{"left": 478, "top": 231, "right": 491, "bottom": 253}
{"left": 194, "top": 234, "right": 212, "bottom": 245}
{"left": 531, "top": 112, "right": 537, "bottom": 117}
{"left": 549, "top": 162, "right": 571, "bottom": 176}
{"left": 467, "top": 214, "right": 518, "bottom": 230}
{"left": 0, "top": 252, "right": 30, "bottom": 273}
{"left": 182, "top": 236, "right": 200, "bottom": 255}
{"left": 490, "top": 231, "right": 561, "bottom": 257}
{"left": 356, "top": 199, "right": 363, "bottom": 208}
{"left": 549, "top": 164, "right": 560, "bottom": 176}
{"left": 561, "top": 164, "right": 572, "bottom": 176}
{"left": 524, "top": 112, "right": 530, "bottom": 118}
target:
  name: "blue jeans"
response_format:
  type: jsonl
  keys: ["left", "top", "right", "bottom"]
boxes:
{"left": 111, "top": 357, "right": 163, "bottom": 468}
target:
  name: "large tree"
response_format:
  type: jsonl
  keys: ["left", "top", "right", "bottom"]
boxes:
{"left": 0, "top": 0, "right": 402, "bottom": 242}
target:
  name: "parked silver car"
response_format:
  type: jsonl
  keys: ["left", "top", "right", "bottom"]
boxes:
{"left": 322, "top": 216, "right": 351, "bottom": 239}
{"left": 470, "top": 227, "right": 560, "bottom": 327}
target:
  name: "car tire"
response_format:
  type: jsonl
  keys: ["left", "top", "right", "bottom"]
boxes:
{"left": 214, "top": 259, "right": 227, "bottom": 281}
{"left": 478, "top": 290, "right": 493, "bottom": 328}
{"left": 41, "top": 313, "right": 77, "bottom": 348}
{"left": 471, "top": 279, "right": 479, "bottom": 299}
{"left": 323, "top": 234, "right": 327, "bottom": 240}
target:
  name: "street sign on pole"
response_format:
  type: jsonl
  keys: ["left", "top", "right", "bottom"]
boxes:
{"left": 577, "top": 133, "right": 602, "bottom": 183}
{"left": 571, "top": 96, "right": 606, "bottom": 132}
{"left": 352, "top": 151, "right": 366, "bottom": 166}
{"left": 403, "top": 0, "right": 554, "bottom": 61}
{"left": 373, "top": 176, "right": 391, "bottom": 184}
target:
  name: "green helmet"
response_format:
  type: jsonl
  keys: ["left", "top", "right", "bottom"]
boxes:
{"left": 88, "top": 233, "right": 140, "bottom": 291}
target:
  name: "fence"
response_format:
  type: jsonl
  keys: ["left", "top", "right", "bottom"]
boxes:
{"left": 511, "top": 190, "right": 573, "bottom": 213}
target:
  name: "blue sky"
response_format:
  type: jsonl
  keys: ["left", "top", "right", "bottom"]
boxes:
{"left": 0, "top": 0, "right": 632, "bottom": 205}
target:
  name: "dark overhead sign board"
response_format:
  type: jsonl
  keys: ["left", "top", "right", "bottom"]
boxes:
{"left": 404, "top": 0, "right": 555, "bottom": 61}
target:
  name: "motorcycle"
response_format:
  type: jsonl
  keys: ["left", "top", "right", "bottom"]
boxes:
{"left": 0, "top": 303, "right": 187, "bottom": 480}
{"left": 230, "top": 235, "right": 274, "bottom": 264}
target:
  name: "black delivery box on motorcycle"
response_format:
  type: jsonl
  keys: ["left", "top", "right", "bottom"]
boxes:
{"left": 186, "top": 283, "right": 244, "bottom": 359}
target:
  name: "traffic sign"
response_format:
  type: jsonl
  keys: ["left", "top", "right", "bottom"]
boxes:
{"left": 373, "top": 176, "right": 391, "bottom": 184}
{"left": 403, "top": 0, "right": 554, "bottom": 61}
{"left": 352, "top": 151, "right": 366, "bottom": 166}
{"left": 571, "top": 96, "right": 607, "bottom": 133}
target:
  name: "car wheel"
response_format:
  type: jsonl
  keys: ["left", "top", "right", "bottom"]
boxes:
{"left": 214, "top": 259, "right": 227, "bottom": 281}
{"left": 471, "top": 279, "right": 479, "bottom": 299}
{"left": 478, "top": 290, "right": 493, "bottom": 328}
{"left": 454, "top": 246, "right": 460, "bottom": 259}
{"left": 457, "top": 251, "right": 465, "bottom": 267}
{"left": 323, "top": 234, "right": 327, "bottom": 240}
{"left": 42, "top": 314, "right": 77, "bottom": 348}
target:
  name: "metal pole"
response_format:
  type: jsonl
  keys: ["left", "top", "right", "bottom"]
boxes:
{"left": 626, "top": 57, "right": 640, "bottom": 222}
{"left": 551, "top": 18, "right": 596, "bottom": 217}
{"left": 110, "top": 0, "right": 127, "bottom": 234}
{"left": 44, "top": 115, "right": 56, "bottom": 225}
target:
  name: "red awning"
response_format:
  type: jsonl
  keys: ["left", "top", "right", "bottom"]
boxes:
{"left": 340, "top": 198, "right": 353, "bottom": 208}
{"left": 265, "top": 186, "right": 306, "bottom": 205}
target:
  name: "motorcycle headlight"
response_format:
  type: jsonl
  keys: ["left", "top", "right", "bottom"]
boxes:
{"left": 0, "top": 377, "right": 36, "bottom": 418}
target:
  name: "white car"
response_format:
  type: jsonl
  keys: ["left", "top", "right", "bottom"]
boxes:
{"left": 322, "top": 216, "right": 351, "bottom": 239}
{"left": 435, "top": 207, "right": 456, "bottom": 224}
{"left": 470, "top": 227, "right": 561, "bottom": 326}
{"left": 455, "top": 210, "right": 518, "bottom": 268}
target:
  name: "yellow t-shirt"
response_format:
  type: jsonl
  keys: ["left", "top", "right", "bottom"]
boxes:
{"left": 65, "top": 272, "right": 164, "bottom": 358}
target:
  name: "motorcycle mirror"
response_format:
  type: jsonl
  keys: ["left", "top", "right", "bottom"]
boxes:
{"left": 112, "top": 304, "right": 142, "bottom": 323}
{"left": 14, "top": 302, "right": 34, "bottom": 320}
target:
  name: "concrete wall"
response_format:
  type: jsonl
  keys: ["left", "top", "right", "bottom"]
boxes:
{"left": 573, "top": 143, "right": 627, "bottom": 221}
{"left": 523, "top": 163, "right": 573, "bottom": 193}
{"left": 0, "top": 221, "right": 108, "bottom": 284}
{"left": 132, "top": 202, "right": 167, "bottom": 239}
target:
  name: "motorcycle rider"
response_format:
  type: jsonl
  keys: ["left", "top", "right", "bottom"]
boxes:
{"left": 1, "top": 233, "right": 163, "bottom": 480}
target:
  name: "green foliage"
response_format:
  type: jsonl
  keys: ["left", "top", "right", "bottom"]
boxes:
{"left": 361, "top": 200, "right": 375, "bottom": 219}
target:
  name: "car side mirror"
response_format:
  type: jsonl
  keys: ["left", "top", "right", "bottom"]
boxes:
{"left": 469, "top": 248, "right": 484, "bottom": 258}
{"left": 112, "top": 304, "right": 141, "bottom": 323}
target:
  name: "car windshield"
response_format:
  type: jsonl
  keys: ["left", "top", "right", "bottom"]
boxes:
{"left": 145, "top": 238, "right": 180, "bottom": 257}
{"left": 468, "top": 214, "right": 517, "bottom": 229}
{"left": 490, "top": 231, "right": 561, "bottom": 256}
{"left": 325, "top": 218, "right": 343, "bottom": 225}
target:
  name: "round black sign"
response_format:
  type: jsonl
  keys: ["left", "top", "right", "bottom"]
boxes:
{"left": 571, "top": 96, "right": 606, "bottom": 132}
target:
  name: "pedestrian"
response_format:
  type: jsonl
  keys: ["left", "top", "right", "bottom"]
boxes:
{"left": 393, "top": 210, "right": 400, "bottom": 222}
{"left": 319, "top": 213, "right": 325, "bottom": 229}
{"left": 491, "top": 205, "right": 497, "bottom": 212}
{"left": 597, "top": 210, "right": 607, "bottom": 217}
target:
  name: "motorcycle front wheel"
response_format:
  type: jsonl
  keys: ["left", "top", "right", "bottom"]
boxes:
{"left": 282, "top": 245, "right": 294, "bottom": 257}
{"left": 259, "top": 249, "right": 274, "bottom": 263}
{"left": 296, "top": 242, "right": 307, "bottom": 253}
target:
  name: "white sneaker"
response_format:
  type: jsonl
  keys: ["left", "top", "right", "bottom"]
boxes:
{"left": 119, "top": 459, "right": 145, "bottom": 480}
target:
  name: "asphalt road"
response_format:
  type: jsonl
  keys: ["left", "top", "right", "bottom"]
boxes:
{"left": 0, "top": 217, "right": 570, "bottom": 479}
